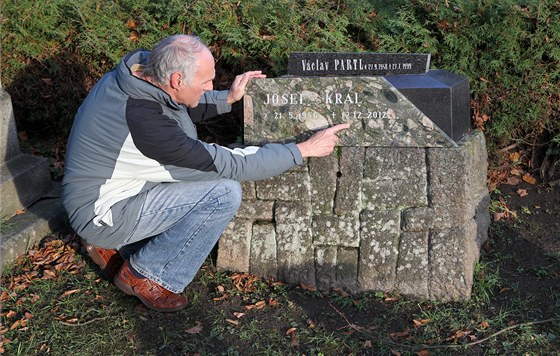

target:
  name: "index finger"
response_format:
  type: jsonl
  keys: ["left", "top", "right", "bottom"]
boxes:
{"left": 325, "top": 122, "right": 351, "bottom": 134}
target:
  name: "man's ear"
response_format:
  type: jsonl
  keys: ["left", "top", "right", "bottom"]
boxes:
{"left": 170, "top": 72, "right": 182, "bottom": 89}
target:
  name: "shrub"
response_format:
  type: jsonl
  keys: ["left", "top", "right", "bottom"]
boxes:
{"left": 1, "top": 0, "right": 559, "bottom": 176}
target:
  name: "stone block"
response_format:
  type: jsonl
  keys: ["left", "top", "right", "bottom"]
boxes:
{"left": 336, "top": 247, "right": 358, "bottom": 289}
{"left": 312, "top": 215, "right": 360, "bottom": 247}
{"left": 255, "top": 171, "right": 310, "bottom": 201}
{"left": 308, "top": 155, "right": 338, "bottom": 214}
{"left": 0, "top": 197, "right": 66, "bottom": 269}
{"left": 362, "top": 148, "right": 428, "bottom": 210}
{"left": 216, "top": 219, "right": 253, "bottom": 273}
{"left": 236, "top": 200, "right": 274, "bottom": 221}
{"left": 335, "top": 147, "right": 365, "bottom": 216}
{"left": 0, "top": 90, "right": 20, "bottom": 161}
{"left": 315, "top": 246, "right": 337, "bottom": 290}
{"left": 395, "top": 231, "right": 429, "bottom": 298}
{"left": 249, "top": 222, "right": 278, "bottom": 279}
{"left": 358, "top": 210, "right": 400, "bottom": 291}
{"left": 428, "top": 223, "right": 479, "bottom": 301}
{"left": 275, "top": 201, "right": 315, "bottom": 286}
{"left": 241, "top": 181, "right": 257, "bottom": 199}
{"left": 1, "top": 154, "right": 52, "bottom": 217}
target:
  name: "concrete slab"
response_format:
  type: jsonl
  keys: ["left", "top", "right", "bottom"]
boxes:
{"left": 0, "top": 194, "right": 66, "bottom": 269}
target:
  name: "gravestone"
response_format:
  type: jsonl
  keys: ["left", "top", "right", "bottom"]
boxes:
{"left": 216, "top": 54, "right": 490, "bottom": 301}
{"left": 1, "top": 87, "right": 62, "bottom": 268}
{"left": 288, "top": 52, "right": 431, "bottom": 76}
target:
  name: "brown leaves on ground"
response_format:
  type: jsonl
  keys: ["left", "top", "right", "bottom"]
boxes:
{"left": 488, "top": 146, "right": 537, "bottom": 194}
{"left": 1, "top": 233, "right": 85, "bottom": 334}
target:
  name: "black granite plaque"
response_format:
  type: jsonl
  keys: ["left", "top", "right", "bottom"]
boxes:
{"left": 384, "top": 69, "right": 470, "bottom": 142}
{"left": 287, "top": 52, "right": 430, "bottom": 76}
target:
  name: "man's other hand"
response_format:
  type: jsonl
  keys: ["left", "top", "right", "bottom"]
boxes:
{"left": 227, "top": 71, "right": 267, "bottom": 104}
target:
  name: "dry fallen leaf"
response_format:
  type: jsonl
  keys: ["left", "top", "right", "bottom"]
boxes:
{"left": 244, "top": 300, "right": 266, "bottom": 310}
{"left": 506, "top": 176, "right": 520, "bottom": 185}
{"left": 60, "top": 289, "right": 80, "bottom": 298}
{"left": 389, "top": 328, "right": 410, "bottom": 339}
{"left": 522, "top": 173, "right": 537, "bottom": 185}
{"left": 479, "top": 321, "right": 490, "bottom": 329}
{"left": 510, "top": 168, "right": 522, "bottom": 176}
{"left": 413, "top": 318, "right": 431, "bottom": 328}
{"left": 517, "top": 188, "right": 528, "bottom": 197}
{"left": 299, "top": 282, "right": 317, "bottom": 292}
{"left": 509, "top": 152, "right": 521, "bottom": 162}
{"left": 233, "top": 312, "right": 245, "bottom": 319}
{"left": 226, "top": 319, "right": 239, "bottom": 326}
{"left": 333, "top": 288, "right": 349, "bottom": 297}
{"left": 185, "top": 321, "right": 203, "bottom": 334}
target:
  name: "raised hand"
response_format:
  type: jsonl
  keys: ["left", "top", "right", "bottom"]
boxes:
{"left": 227, "top": 71, "right": 267, "bottom": 104}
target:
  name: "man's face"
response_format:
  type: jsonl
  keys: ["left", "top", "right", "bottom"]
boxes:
{"left": 175, "top": 49, "right": 215, "bottom": 108}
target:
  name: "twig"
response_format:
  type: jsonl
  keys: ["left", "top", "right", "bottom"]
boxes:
{"left": 58, "top": 316, "right": 110, "bottom": 327}
{"left": 329, "top": 303, "right": 559, "bottom": 350}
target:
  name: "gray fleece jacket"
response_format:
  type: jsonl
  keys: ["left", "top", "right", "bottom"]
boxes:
{"left": 62, "top": 50, "right": 302, "bottom": 248}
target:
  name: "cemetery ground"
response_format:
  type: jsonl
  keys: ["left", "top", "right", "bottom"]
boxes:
{"left": 1, "top": 179, "right": 559, "bottom": 355}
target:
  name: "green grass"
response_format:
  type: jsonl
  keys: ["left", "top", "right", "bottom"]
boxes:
{"left": 1, "top": 231, "right": 559, "bottom": 355}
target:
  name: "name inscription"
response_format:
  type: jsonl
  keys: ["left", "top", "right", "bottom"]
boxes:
{"left": 264, "top": 92, "right": 362, "bottom": 105}
{"left": 301, "top": 58, "right": 413, "bottom": 72}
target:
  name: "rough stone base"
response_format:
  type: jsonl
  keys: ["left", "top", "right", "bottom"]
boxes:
{"left": 217, "top": 131, "right": 490, "bottom": 301}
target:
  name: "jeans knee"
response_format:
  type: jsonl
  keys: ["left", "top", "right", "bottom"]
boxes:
{"left": 219, "top": 179, "right": 243, "bottom": 211}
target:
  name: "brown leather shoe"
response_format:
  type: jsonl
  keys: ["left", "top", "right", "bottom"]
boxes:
{"left": 114, "top": 261, "right": 188, "bottom": 312}
{"left": 82, "top": 241, "right": 124, "bottom": 280}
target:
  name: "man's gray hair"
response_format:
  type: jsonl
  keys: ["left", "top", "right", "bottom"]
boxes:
{"left": 143, "top": 34, "right": 209, "bottom": 86}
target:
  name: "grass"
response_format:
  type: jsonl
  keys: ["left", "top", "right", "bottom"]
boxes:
{"left": 1, "top": 229, "right": 559, "bottom": 355}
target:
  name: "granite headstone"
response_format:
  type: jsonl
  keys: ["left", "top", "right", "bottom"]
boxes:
{"left": 243, "top": 76, "right": 457, "bottom": 148}
{"left": 287, "top": 52, "right": 431, "bottom": 76}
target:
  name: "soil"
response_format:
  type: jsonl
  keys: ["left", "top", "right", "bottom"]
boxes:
{"left": 182, "top": 181, "right": 560, "bottom": 354}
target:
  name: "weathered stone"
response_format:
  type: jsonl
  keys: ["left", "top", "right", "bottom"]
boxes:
{"left": 308, "top": 155, "right": 338, "bottom": 214}
{"left": 215, "top": 69, "right": 489, "bottom": 302}
{"left": 216, "top": 219, "right": 253, "bottom": 273}
{"left": 429, "top": 223, "right": 479, "bottom": 301}
{"left": 358, "top": 210, "right": 400, "bottom": 291}
{"left": 288, "top": 52, "right": 431, "bottom": 76}
{"left": 335, "top": 147, "right": 365, "bottom": 216}
{"left": 249, "top": 222, "right": 278, "bottom": 279}
{"left": 312, "top": 215, "right": 360, "bottom": 247}
{"left": 315, "top": 246, "right": 337, "bottom": 290}
{"left": 395, "top": 231, "right": 429, "bottom": 298}
{"left": 241, "top": 181, "right": 257, "bottom": 199}
{"left": 336, "top": 248, "right": 358, "bottom": 289}
{"left": 0, "top": 89, "right": 20, "bottom": 161}
{"left": 236, "top": 199, "right": 274, "bottom": 221}
{"left": 275, "top": 201, "right": 315, "bottom": 286}
{"left": 244, "top": 77, "right": 456, "bottom": 148}
{"left": 1, "top": 89, "right": 52, "bottom": 218}
{"left": 256, "top": 171, "right": 310, "bottom": 201}
{"left": 362, "top": 148, "right": 428, "bottom": 210}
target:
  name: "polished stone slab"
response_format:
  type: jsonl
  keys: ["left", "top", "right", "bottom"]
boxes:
{"left": 243, "top": 76, "right": 456, "bottom": 148}
{"left": 385, "top": 69, "right": 470, "bottom": 142}
{"left": 287, "top": 52, "right": 430, "bottom": 76}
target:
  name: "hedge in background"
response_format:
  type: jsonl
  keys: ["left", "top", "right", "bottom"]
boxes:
{"left": 2, "top": 0, "right": 559, "bottom": 175}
